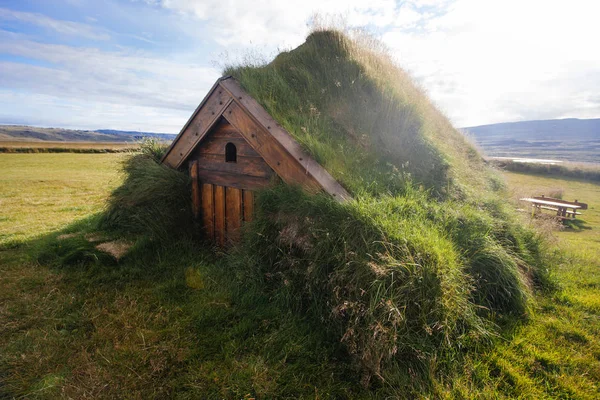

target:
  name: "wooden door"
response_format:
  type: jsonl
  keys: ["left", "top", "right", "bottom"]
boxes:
{"left": 197, "top": 182, "right": 254, "bottom": 245}
{"left": 188, "top": 119, "right": 270, "bottom": 245}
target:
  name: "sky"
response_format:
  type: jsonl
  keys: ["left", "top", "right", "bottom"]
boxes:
{"left": 0, "top": 0, "right": 599, "bottom": 133}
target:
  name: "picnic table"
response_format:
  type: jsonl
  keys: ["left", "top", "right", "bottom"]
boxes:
{"left": 520, "top": 196, "right": 587, "bottom": 219}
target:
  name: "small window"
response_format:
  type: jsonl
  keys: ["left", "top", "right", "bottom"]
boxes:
{"left": 225, "top": 142, "right": 237, "bottom": 163}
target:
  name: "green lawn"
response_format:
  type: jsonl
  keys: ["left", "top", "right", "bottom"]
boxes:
{"left": 0, "top": 153, "right": 126, "bottom": 246}
{"left": 1, "top": 154, "right": 599, "bottom": 398}
{"left": 437, "top": 172, "right": 600, "bottom": 398}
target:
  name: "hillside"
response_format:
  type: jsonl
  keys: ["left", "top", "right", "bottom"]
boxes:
{"left": 0, "top": 125, "right": 175, "bottom": 142}
{"left": 1, "top": 30, "right": 556, "bottom": 396}
{"left": 225, "top": 31, "right": 491, "bottom": 198}
{"left": 464, "top": 118, "right": 600, "bottom": 163}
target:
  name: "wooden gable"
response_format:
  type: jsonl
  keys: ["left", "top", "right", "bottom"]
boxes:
{"left": 162, "top": 76, "right": 351, "bottom": 201}
{"left": 161, "top": 76, "right": 351, "bottom": 244}
{"left": 190, "top": 118, "right": 276, "bottom": 191}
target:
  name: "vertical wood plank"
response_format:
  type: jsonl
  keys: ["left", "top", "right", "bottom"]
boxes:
{"left": 214, "top": 185, "right": 226, "bottom": 246}
{"left": 243, "top": 190, "right": 254, "bottom": 223}
{"left": 201, "top": 183, "right": 214, "bottom": 240}
{"left": 190, "top": 161, "right": 200, "bottom": 218}
{"left": 225, "top": 187, "right": 242, "bottom": 242}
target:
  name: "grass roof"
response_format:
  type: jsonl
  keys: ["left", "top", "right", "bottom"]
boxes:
{"left": 225, "top": 29, "right": 493, "bottom": 198}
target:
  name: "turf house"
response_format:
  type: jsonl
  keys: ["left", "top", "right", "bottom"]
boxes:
{"left": 161, "top": 76, "right": 350, "bottom": 245}
{"left": 98, "top": 29, "right": 552, "bottom": 392}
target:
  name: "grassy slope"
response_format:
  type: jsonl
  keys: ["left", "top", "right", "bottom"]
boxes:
{"left": 218, "top": 30, "right": 552, "bottom": 385}
{"left": 226, "top": 30, "right": 491, "bottom": 197}
{"left": 0, "top": 141, "right": 138, "bottom": 154}
{"left": 438, "top": 172, "right": 600, "bottom": 398}
{"left": 490, "top": 159, "right": 600, "bottom": 183}
{"left": 1, "top": 156, "right": 599, "bottom": 398}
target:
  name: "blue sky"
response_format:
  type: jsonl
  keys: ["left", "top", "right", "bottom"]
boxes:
{"left": 1, "top": 0, "right": 599, "bottom": 133}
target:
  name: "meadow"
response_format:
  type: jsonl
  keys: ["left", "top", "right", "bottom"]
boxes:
{"left": 1, "top": 152, "right": 599, "bottom": 398}
{"left": 0, "top": 141, "right": 137, "bottom": 153}
{"left": 490, "top": 158, "right": 600, "bottom": 183}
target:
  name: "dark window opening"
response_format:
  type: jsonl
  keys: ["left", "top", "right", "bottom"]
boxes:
{"left": 225, "top": 142, "right": 237, "bottom": 163}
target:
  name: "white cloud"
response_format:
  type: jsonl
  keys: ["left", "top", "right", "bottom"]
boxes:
{"left": 0, "top": 7, "right": 111, "bottom": 40}
{"left": 154, "top": 0, "right": 402, "bottom": 47}
{"left": 0, "top": 30, "right": 220, "bottom": 132}
{"left": 0, "top": 90, "right": 186, "bottom": 132}
{"left": 3, "top": 0, "right": 600, "bottom": 132}
{"left": 154, "top": 0, "right": 600, "bottom": 127}
{"left": 382, "top": 0, "right": 600, "bottom": 126}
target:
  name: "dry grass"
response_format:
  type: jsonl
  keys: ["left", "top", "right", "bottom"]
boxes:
{"left": 0, "top": 141, "right": 138, "bottom": 153}
{"left": 0, "top": 153, "right": 126, "bottom": 247}
{"left": 95, "top": 240, "right": 133, "bottom": 260}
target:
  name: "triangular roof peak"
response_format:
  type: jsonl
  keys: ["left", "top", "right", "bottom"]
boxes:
{"left": 162, "top": 76, "right": 351, "bottom": 201}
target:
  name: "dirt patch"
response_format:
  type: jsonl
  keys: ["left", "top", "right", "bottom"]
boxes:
{"left": 85, "top": 233, "right": 106, "bottom": 243}
{"left": 95, "top": 240, "right": 133, "bottom": 261}
{"left": 57, "top": 233, "right": 78, "bottom": 241}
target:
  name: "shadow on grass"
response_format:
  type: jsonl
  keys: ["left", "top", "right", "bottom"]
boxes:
{"left": 562, "top": 218, "right": 592, "bottom": 231}
{"left": 0, "top": 215, "right": 364, "bottom": 399}
{"left": 2, "top": 207, "right": 568, "bottom": 398}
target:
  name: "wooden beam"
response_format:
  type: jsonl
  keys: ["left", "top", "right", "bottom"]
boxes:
{"left": 225, "top": 187, "right": 242, "bottom": 242}
{"left": 242, "top": 190, "right": 254, "bottom": 223}
{"left": 162, "top": 89, "right": 233, "bottom": 169}
{"left": 201, "top": 183, "right": 215, "bottom": 240}
{"left": 196, "top": 169, "right": 273, "bottom": 191}
{"left": 219, "top": 78, "right": 351, "bottom": 202}
{"left": 196, "top": 153, "right": 274, "bottom": 178}
{"left": 214, "top": 185, "right": 225, "bottom": 246}
{"left": 223, "top": 101, "right": 323, "bottom": 193}
{"left": 190, "top": 160, "right": 200, "bottom": 218}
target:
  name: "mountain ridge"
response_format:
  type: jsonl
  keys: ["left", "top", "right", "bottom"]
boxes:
{"left": 0, "top": 124, "right": 175, "bottom": 142}
{"left": 462, "top": 117, "right": 600, "bottom": 163}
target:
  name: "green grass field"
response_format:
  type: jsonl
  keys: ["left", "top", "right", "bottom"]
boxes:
{"left": 0, "top": 153, "right": 127, "bottom": 246}
{"left": 0, "top": 141, "right": 138, "bottom": 154}
{"left": 439, "top": 171, "right": 600, "bottom": 398}
{"left": 1, "top": 153, "right": 599, "bottom": 398}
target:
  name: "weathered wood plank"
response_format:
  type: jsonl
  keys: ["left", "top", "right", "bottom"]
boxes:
{"left": 214, "top": 185, "right": 226, "bottom": 246}
{"left": 243, "top": 190, "right": 254, "bottom": 223}
{"left": 197, "top": 169, "right": 273, "bottom": 191}
{"left": 225, "top": 187, "right": 242, "bottom": 241}
{"left": 201, "top": 183, "right": 214, "bottom": 240}
{"left": 190, "top": 160, "right": 200, "bottom": 218}
{"left": 219, "top": 78, "right": 351, "bottom": 202}
{"left": 195, "top": 135, "right": 260, "bottom": 157}
{"left": 223, "top": 101, "right": 323, "bottom": 193}
{"left": 533, "top": 196, "right": 588, "bottom": 210}
{"left": 209, "top": 121, "right": 243, "bottom": 139}
{"left": 162, "top": 91, "right": 233, "bottom": 169}
{"left": 196, "top": 153, "right": 274, "bottom": 178}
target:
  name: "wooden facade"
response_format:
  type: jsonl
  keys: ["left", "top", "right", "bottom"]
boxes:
{"left": 162, "top": 76, "right": 350, "bottom": 244}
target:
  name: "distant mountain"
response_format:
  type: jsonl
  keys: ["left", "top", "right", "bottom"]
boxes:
{"left": 463, "top": 118, "right": 600, "bottom": 141}
{"left": 95, "top": 129, "right": 176, "bottom": 141}
{"left": 0, "top": 125, "right": 176, "bottom": 143}
{"left": 462, "top": 118, "right": 600, "bottom": 164}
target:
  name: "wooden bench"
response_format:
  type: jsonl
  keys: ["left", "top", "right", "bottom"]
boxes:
{"left": 533, "top": 196, "right": 588, "bottom": 211}
{"left": 520, "top": 196, "right": 587, "bottom": 219}
{"left": 538, "top": 206, "right": 581, "bottom": 216}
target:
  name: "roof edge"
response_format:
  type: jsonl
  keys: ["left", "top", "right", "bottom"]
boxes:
{"left": 160, "top": 78, "right": 223, "bottom": 165}
{"left": 218, "top": 77, "right": 351, "bottom": 202}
